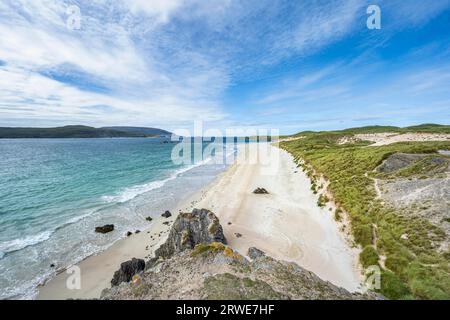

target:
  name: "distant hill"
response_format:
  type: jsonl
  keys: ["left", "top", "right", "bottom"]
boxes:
{"left": 292, "top": 123, "right": 450, "bottom": 137}
{"left": 102, "top": 126, "right": 171, "bottom": 137}
{"left": 0, "top": 125, "right": 172, "bottom": 139}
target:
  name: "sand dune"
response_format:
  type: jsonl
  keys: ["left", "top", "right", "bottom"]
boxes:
{"left": 355, "top": 133, "right": 450, "bottom": 146}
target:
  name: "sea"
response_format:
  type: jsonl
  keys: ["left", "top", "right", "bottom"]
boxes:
{"left": 0, "top": 137, "right": 237, "bottom": 299}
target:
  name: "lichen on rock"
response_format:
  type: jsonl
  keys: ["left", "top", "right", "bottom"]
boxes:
{"left": 155, "top": 208, "right": 226, "bottom": 259}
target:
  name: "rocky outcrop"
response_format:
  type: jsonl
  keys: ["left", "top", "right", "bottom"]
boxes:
{"left": 154, "top": 208, "right": 226, "bottom": 258}
{"left": 377, "top": 153, "right": 429, "bottom": 173}
{"left": 248, "top": 247, "right": 265, "bottom": 259}
{"left": 95, "top": 224, "right": 114, "bottom": 234}
{"left": 103, "top": 209, "right": 381, "bottom": 300}
{"left": 102, "top": 243, "right": 381, "bottom": 300}
{"left": 253, "top": 187, "right": 269, "bottom": 194}
{"left": 111, "top": 258, "right": 145, "bottom": 287}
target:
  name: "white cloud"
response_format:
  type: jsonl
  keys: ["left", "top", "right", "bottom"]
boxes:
{"left": 126, "top": 0, "right": 185, "bottom": 22}
{"left": 0, "top": 0, "right": 230, "bottom": 127}
{"left": 1, "top": 0, "right": 449, "bottom": 130}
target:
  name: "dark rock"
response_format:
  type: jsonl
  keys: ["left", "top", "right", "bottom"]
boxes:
{"left": 228, "top": 222, "right": 232, "bottom": 225}
{"left": 50, "top": 264, "right": 55, "bottom": 268}
{"left": 95, "top": 224, "right": 114, "bottom": 234}
{"left": 135, "top": 230, "right": 141, "bottom": 234}
{"left": 163, "top": 221, "right": 170, "bottom": 226}
{"left": 155, "top": 208, "right": 226, "bottom": 258}
{"left": 377, "top": 153, "right": 427, "bottom": 173}
{"left": 248, "top": 247, "right": 266, "bottom": 260}
{"left": 253, "top": 188, "right": 269, "bottom": 194}
{"left": 235, "top": 233, "right": 242, "bottom": 238}
{"left": 126, "top": 231, "right": 133, "bottom": 237}
{"left": 146, "top": 217, "right": 153, "bottom": 222}
{"left": 144, "top": 257, "right": 160, "bottom": 271}
{"left": 111, "top": 258, "right": 145, "bottom": 287}
{"left": 162, "top": 210, "right": 172, "bottom": 218}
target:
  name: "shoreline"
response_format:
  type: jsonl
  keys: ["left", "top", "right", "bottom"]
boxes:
{"left": 38, "top": 143, "right": 362, "bottom": 299}
{"left": 37, "top": 161, "right": 233, "bottom": 300}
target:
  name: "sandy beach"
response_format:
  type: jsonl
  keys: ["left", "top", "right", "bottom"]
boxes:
{"left": 38, "top": 143, "right": 362, "bottom": 299}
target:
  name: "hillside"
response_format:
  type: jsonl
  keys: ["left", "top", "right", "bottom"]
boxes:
{"left": 0, "top": 125, "right": 171, "bottom": 139}
{"left": 101, "top": 209, "right": 379, "bottom": 300}
{"left": 280, "top": 125, "right": 450, "bottom": 299}
{"left": 291, "top": 124, "right": 450, "bottom": 137}
{"left": 102, "top": 126, "right": 171, "bottom": 137}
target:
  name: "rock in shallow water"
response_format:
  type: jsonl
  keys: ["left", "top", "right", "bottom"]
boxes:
{"left": 95, "top": 224, "right": 114, "bottom": 234}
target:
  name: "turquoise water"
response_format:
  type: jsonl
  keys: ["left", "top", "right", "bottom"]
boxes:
{"left": 0, "top": 138, "right": 235, "bottom": 299}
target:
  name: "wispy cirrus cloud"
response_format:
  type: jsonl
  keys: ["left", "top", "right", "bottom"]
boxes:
{"left": 0, "top": 0, "right": 449, "bottom": 131}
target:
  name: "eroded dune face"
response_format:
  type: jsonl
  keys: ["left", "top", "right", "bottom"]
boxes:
{"left": 375, "top": 153, "right": 450, "bottom": 249}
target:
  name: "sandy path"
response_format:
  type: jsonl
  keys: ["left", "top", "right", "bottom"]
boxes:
{"left": 38, "top": 143, "right": 362, "bottom": 299}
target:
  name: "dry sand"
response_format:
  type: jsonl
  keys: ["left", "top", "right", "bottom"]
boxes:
{"left": 38, "top": 143, "right": 362, "bottom": 300}
{"left": 355, "top": 132, "right": 450, "bottom": 146}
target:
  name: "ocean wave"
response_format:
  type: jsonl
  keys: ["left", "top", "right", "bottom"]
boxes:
{"left": 0, "top": 230, "right": 53, "bottom": 257}
{"left": 102, "top": 156, "right": 216, "bottom": 203}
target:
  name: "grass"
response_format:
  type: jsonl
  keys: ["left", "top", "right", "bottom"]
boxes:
{"left": 280, "top": 130, "right": 450, "bottom": 300}
{"left": 334, "top": 208, "right": 343, "bottom": 222}
{"left": 376, "top": 155, "right": 449, "bottom": 179}
{"left": 360, "top": 245, "right": 379, "bottom": 268}
{"left": 291, "top": 123, "right": 450, "bottom": 137}
{"left": 317, "top": 194, "right": 329, "bottom": 208}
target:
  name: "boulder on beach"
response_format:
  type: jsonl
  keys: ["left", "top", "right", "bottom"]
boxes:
{"left": 253, "top": 187, "right": 269, "bottom": 194}
{"left": 111, "top": 258, "right": 145, "bottom": 287}
{"left": 95, "top": 224, "right": 114, "bottom": 234}
{"left": 155, "top": 208, "right": 226, "bottom": 258}
{"left": 126, "top": 231, "right": 133, "bottom": 237}
{"left": 145, "top": 216, "right": 153, "bottom": 222}
{"left": 162, "top": 210, "right": 172, "bottom": 218}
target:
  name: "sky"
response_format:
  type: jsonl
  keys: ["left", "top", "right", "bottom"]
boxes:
{"left": 0, "top": 0, "right": 449, "bottom": 134}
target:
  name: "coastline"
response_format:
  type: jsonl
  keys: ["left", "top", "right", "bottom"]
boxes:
{"left": 38, "top": 143, "right": 362, "bottom": 299}
{"left": 36, "top": 166, "right": 229, "bottom": 300}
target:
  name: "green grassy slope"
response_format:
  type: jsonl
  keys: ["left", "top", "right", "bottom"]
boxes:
{"left": 280, "top": 127, "right": 450, "bottom": 300}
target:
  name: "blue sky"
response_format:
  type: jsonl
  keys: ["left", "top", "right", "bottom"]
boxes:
{"left": 0, "top": 0, "right": 449, "bottom": 134}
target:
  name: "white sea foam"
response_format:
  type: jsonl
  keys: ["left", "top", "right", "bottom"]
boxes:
{"left": 0, "top": 144, "right": 238, "bottom": 299}
{"left": 102, "top": 156, "right": 217, "bottom": 203}
{"left": 0, "top": 230, "right": 53, "bottom": 256}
